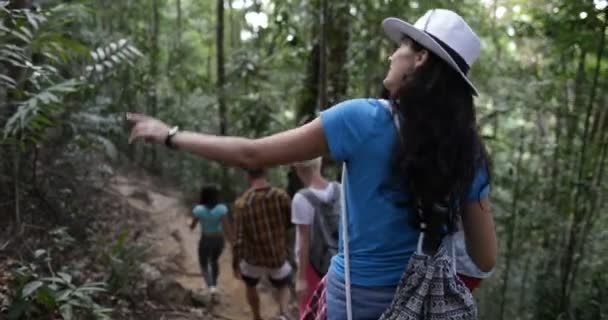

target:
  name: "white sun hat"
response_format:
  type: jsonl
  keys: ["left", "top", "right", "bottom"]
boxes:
{"left": 383, "top": 9, "right": 481, "bottom": 96}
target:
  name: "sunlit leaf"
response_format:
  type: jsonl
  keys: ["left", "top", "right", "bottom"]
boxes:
{"left": 96, "top": 47, "right": 105, "bottom": 60}
{"left": 0, "top": 74, "right": 16, "bottom": 88}
{"left": 21, "top": 281, "right": 43, "bottom": 297}
{"left": 25, "top": 12, "right": 39, "bottom": 30}
{"left": 55, "top": 289, "right": 72, "bottom": 302}
{"left": 57, "top": 272, "right": 72, "bottom": 284}
{"left": 18, "top": 26, "right": 33, "bottom": 39}
{"left": 127, "top": 45, "right": 142, "bottom": 57}
{"left": 33, "top": 249, "right": 46, "bottom": 258}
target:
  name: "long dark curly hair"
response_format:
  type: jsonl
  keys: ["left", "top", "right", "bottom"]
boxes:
{"left": 199, "top": 184, "right": 219, "bottom": 208}
{"left": 389, "top": 38, "right": 491, "bottom": 250}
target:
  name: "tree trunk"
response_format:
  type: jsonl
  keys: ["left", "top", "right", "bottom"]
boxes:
{"left": 228, "top": 0, "right": 238, "bottom": 49}
{"left": 145, "top": 0, "right": 161, "bottom": 171}
{"left": 7, "top": 0, "right": 32, "bottom": 10}
{"left": 326, "top": 2, "right": 350, "bottom": 107}
{"left": 490, "top": 0, "right": 502, "bottom": 61}
{"left": 317, "top": 0, "right": 328, "bottom": 111}
{"left": 177, "top": 0, "right": 182, "bottom": 37}
{"left": 4, "top": 0, "right": 33, "bottom": 227}
{"left": 556, "top": 48, "right": 585, "bottom": 304}
{"left": 561, "top": 13, "right": 607, "bottom": 311}
{"left": 216, "top": 0, "right": 227, "bottom": 136}
{"left": 13, "top": 142, "right": 20, "bottom": 226}
{"left": 498, "top": 130, "right": 525, "bottom": 320}
{"left": 517, "top": 252, "right": 533, "bottom": 312}
{"left": 295, "top": 43, "right": 320, "bottom": 125}
{"left": 216, "top": 0, "right": 229, "bottom": 192}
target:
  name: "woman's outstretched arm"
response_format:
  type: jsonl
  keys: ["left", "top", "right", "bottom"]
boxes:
{"left": 127, "top": 113, "right": 329, "bottom": 168}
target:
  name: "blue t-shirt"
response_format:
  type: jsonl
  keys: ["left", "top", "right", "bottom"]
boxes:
{"left": 320, "top": 98, "right": 490, "bottom": 287}
{"left": 193, "top": 204, "right": 228, "bottom": 234}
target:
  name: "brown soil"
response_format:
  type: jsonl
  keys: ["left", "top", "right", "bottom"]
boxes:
{"left": 109, "top": 174, "right": 294, "bottom": 320}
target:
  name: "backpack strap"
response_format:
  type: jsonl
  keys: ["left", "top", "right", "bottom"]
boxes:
{"left": 298, "top": 182, "right": 340, "bottom": 209}
{"left": 340, "top": 163, "right": 352, "bottom": 320}
{"left": 378, "top": 99, "right": 401, "bottom": 131}
{"left": 298, "top": 189, "right": 322, "bottom": 209}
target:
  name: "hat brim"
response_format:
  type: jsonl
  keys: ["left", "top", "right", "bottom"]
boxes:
{"left": 382, "top": 17, "right": 479, "bottom": 96}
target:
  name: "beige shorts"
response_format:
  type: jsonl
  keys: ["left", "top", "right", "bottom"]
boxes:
{"left": 239, "top": 261, "right": 293, "bottom": 287}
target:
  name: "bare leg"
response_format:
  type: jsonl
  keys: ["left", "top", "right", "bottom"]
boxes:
{"left": 277, "top": 285, "right": 291, "bottom": 316}
{"left": 245, "top": 285, "right": 262, "bottom": 320}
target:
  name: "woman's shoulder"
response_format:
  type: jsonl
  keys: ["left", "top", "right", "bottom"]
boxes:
{"left": 192, "top": 204, "right": 207, "bottom": 214}
{"left": 213, "top": 203, "right": 229, "bottom": 213}
{"left": 335, "top": 98, "right": 385, "bottom": 110}
{"left": 326, "top": 98, "right": 389, "bottom": 122}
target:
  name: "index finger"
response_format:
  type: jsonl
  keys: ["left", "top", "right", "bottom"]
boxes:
{"left": 125, "top": 112, "right": 147, "bottom": 124}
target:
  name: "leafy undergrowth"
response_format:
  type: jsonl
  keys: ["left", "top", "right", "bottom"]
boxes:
{"left": 0, "top": 155, "right": 209, "bottom": 320}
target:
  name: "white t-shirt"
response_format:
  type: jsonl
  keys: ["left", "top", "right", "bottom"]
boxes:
{"left": 291, "top": 183, "right": 337, "bottom": 263}
{"left": 449, "top": 229, "right": 494, "bottom": 278}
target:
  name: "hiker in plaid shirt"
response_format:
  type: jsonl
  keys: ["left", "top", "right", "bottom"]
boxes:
{"left": 232, "top": 168, "right": 294, "bottom": 320}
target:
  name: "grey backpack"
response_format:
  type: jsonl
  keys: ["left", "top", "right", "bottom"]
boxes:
{"left": 299, "top": 182, "right": 341, "bottom": 276}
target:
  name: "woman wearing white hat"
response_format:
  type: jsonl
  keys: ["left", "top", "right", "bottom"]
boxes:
{"left": 127, "top": 8, "right": 497, "bottom": 320}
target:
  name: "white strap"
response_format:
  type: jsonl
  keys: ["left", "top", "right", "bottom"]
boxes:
{"left": 379, "top": 99, "right": 400, "bottom": 131}
{"left": 451, "top": 235, "right": 456, "bottom": 273}
{"left": 340, "top": 163, "right": 353, "bottom": 320}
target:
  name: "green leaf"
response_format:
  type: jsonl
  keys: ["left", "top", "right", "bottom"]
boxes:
{"left": 0, "top": 56, "right": 27, "bottom": 67}
{"left": 35, "top": 286, "right": 57, "bottom": 310}
{"left": 18, "top": 26, "right": 32, "bottom": 39}
{"left": 127, "top": 45, "right": 142, "bottom": 57}
{"left": 55, "top": 289, "right": 72, "bottom": 302}
{"left": 33, "top": 249, "right": 46, "bottom": 258}
{"left": 22, "top": 280, "right": 43, "bottom": 297}
{"left": 25, "top": 11, "right": 40, "bottom": 30}
{"left": 42, "top": 51, "right": 59, "bottom": 62}
{"left": 112, "top": 229, "right": 129, "bottom": 256}
{"left": 7, "top": 299, "right": 29, "bottom": 320}
{"left": 96, "top": 47, "right": 105, "bottom": 60}
{"left": 0, "top": 48, "right": 27, "bottom": 61}
{"left": 57, "top": 272, "right": 72, "bottom": 284}
{"left": 59, "top": 303, "right": 73, "bottom": 320}
{"left": 10, "top": 29, "right": 30, "bottom": 43}
{"left": 40, "top": 276, "right": 65, "bottom": 283}
{"left": 0, "top": 74, "right": 16, "bottom": 88}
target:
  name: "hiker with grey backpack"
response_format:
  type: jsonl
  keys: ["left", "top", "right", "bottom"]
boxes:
{"left": 290, "top": 158, "right": 340, "bottom": 317}
{"left": 127, "top": 8, "right": 497, "bottom": 320}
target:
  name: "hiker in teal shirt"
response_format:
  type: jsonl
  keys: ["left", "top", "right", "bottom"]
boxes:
{"left": 189, "top": 184, "right": 233, "bottom": 296}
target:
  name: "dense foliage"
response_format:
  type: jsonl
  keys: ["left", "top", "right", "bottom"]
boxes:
{"left": 1, "top": 0, "right": 607, "bottom": 319}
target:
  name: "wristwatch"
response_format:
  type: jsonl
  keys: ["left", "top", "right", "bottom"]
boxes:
{"left": 164, "top": 126, "right": 180, "bottom": 149}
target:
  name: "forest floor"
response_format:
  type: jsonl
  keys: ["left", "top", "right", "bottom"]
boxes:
{"left": 108, "top": 172, "right": 297, "bottom": 320}
{"left": 0, "top": 158, "right": 298, "bottom": 320}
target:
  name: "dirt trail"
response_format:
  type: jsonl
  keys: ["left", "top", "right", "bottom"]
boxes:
{"left": 109, "top": 174, "right": 283, "bottom": 320}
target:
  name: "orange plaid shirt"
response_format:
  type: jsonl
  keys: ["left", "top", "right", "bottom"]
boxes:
{"left": 232, "top": 186, "right": 292, "bottom": 269}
